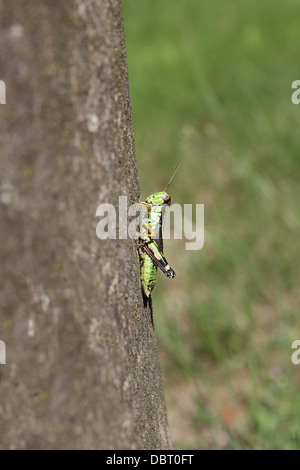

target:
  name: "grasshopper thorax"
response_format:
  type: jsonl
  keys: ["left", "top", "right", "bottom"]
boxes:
{"left": 145, "top": 191, "right": 171, "bottom": 206}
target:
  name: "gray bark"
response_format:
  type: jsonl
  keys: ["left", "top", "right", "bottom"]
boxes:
{"left": 0, "top": 0, "right": 171, "bottom": 450}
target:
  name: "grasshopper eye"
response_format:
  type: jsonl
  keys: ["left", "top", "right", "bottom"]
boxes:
{"left": 163, "top": 194, "right": 170, "bottom": 202}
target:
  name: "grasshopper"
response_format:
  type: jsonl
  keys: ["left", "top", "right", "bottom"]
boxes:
{"left": 133, "top": 162, "right": 181, "bottom": 300}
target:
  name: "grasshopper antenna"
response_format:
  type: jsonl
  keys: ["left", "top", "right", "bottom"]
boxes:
{"left": 163, "top": 162, "right": 181, "bottom": 192}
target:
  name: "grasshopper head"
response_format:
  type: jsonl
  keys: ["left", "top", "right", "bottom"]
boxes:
{"left": 145, "top": 191, "right": 171, "bottom": 206}
{"left": 144, "top": 162, "right": 181, "bottom": 206}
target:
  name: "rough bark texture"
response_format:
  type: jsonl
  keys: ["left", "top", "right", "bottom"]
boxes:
{"left": 0, "top": 0, "right": 171, "bottom": 450}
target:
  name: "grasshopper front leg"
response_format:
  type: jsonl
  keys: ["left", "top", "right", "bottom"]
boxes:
{"left": 131, "top": 200, "right": 152, "bottom": 212}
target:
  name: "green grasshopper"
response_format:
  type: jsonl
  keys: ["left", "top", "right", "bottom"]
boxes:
{"left": 133, "top": 162, "right": 181, "bottom": 299}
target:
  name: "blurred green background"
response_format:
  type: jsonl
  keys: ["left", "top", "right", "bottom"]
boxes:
{"left": 122, "top": 0, "right": 300, "bottom": 449}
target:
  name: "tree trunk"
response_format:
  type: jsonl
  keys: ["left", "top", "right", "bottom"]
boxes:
{"left": 0, "top": 0, "right": 171, "bottom": 450}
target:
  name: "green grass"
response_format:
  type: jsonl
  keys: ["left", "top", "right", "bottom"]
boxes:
{"left": 123, "top": 0, "right": 300, "bottom": 449}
